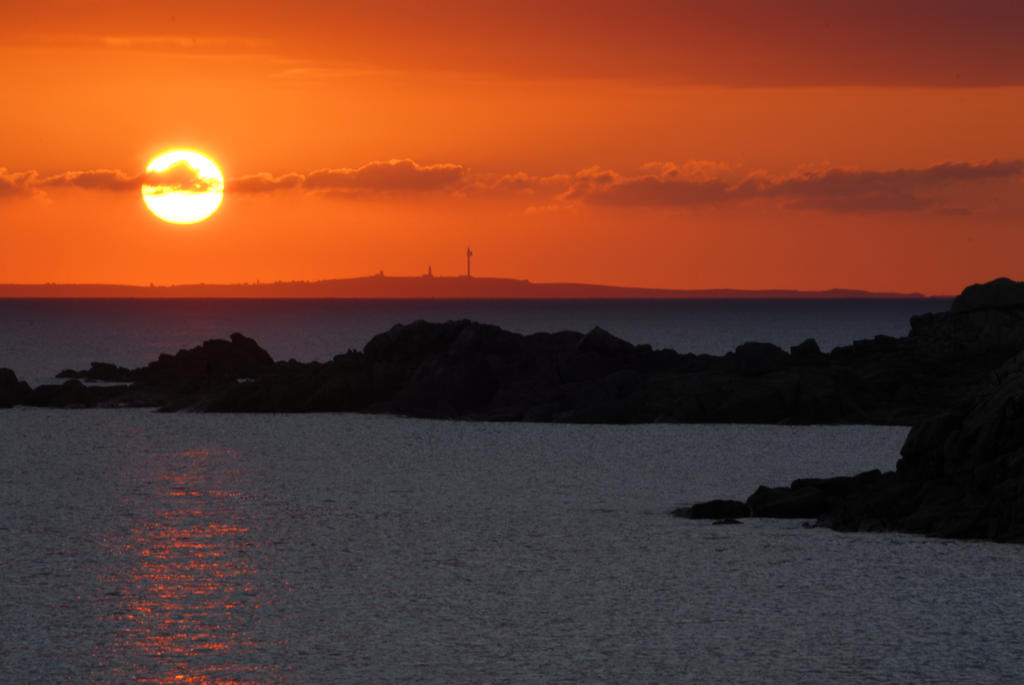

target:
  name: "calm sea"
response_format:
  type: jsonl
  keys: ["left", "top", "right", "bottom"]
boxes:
{"left": 6, "top": 297, "right": 1024, "bottom": 684}
{"left": 0, "top": 297, "right": 949, "bottom": 385}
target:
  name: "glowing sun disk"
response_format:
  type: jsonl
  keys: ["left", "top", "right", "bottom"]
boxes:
{"left": 142, "top": 150, "right": 224, "bottom": 225}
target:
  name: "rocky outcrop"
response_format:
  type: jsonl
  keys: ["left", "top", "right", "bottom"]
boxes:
{"left": 677, "top": 277, "right": 1024, "bottom": 542}
{"left": 673, "top": 499, "right": 750, "bottom": 520}
{"left": 196, "top": 280, "right": 1024, "bottom": 422}
{"left": 950, "top": 277, "right": 1024, "bottom": 313}
{"left": 11, "top": 277, "right": 1024, "bottom": 433}
{"left": 684, "top": 347, "right": 1024, "bottom": 542}
{"left": 27, "top": 333, "right": 273, "bottom": 409}
{"left": 58, "top": 362, "right": 133, "bottom": 383}
{"left": 0, "top": 368, "right": 31, "bottom": 408}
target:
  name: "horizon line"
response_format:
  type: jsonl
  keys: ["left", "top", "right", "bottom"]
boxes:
{"left": 0, "top": 274, "right": 951, "bottom": 298}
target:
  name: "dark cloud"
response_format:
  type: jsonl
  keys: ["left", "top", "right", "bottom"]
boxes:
{"left": 225, "top": 160, "right": 467, "bottom": 195}
{"left": 4, "top": 158, "right": 1020, "bottom": 215}
{"left": 33, "top": 161, "right": 224, "bottom": 194}
{"left": 751, "top": 161, "right": 1024, "bottom": 201}
{"left": 38, "top": 169, "right": 141, "bottom": 192}
{"left": 142, "top": 161, "right": 221, "bottom": 194}
{"left": 576, "top": 175, "right": 731, "bottom": 207}
{"left": 0, "top": 159, "right": 467, "bottom": 200}
{"left": 461, "top": 171, "right": 571, "bottom": 196}
{"left": 570, "top": 159, "right": 1024, "bottom": 214}
{"left": 227, "top": 172, "right": 304, "bottom": 194}
{"left": 0, "top": 168, "right": 36, "bottom": 197}
{"left": 304, "top": 159, "right": 466, "bottom": 192}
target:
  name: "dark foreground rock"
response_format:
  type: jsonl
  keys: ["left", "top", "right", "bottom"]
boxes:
{"left": 685, "top": 350, "right": 1024, "bottom": 542}
{"left": 0, "top": 368, "right": 31, "bottom": 408}
{"left": 26, "top": 333, "right": 274, "bottom": 410}
{"left": 673, "top": 499, "right": 750, "bottom": 519}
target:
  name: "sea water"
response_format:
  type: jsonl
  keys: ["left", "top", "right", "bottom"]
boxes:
{"left": 6, "top": 298, "right": 1024, "bottom": 683}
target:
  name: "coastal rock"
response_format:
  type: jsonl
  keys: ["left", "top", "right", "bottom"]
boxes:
{"left": 26, "top": 380, "right": 99, "bottom": 408}
{"left": 950, "top": 277, "right": 1024, "bottom": 312}
{"left": 134, "top": 332, "right": 273, "bottom": 392}
{"left": 8, "top": 277, "right": 1024, "bottom": 440}
{"left": 55, "top": 332, "right": 275, "bottom": 401}
{"left": 0, "top": 368, "right": 31, "bottom": 408}
{"left": 789, "top": 338, "right": 823, "bottom": 361}
{"left": 57, "top": 362, "right": 133, "bottom": 382}
{"left": 746, "top": 485, "right": 828, "bottom": 518}
{"left": 731, "top": 342, "right": 790, "bottom": 376}
{"left": 676, "top": 499, "right": 750, "bottom": 519}
{"left": 709, "top": 351, "right": 1024, "bottom": 542}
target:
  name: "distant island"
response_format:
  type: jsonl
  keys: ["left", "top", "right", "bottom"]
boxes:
{"left": 0, "top": 275, "right": 930, "bottom": 299}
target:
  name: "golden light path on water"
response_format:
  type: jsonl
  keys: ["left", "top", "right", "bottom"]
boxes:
{"left": 94, "top": 447, "right": 280, "bottom": 683}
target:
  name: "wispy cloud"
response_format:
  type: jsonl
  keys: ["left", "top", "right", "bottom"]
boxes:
{"left": 229, "top": 159, "right": 466, "bottom": 194}
{"left": 36, "top": 169, "right": 140, "bottom": 192}
{"left": 142, "top": 162, "right": 222, "bottom": 194}
{"left": 0, "top": 169, "right": 37, "bottom": 197}
{"left": 6, "top": 158, "right": 1021, "bottom": 215}
{"left": 227, "top": 172, "right": 305, "bottom": 194}
{"left": 563, "top": 159, "right": 1024, "bottom": 214}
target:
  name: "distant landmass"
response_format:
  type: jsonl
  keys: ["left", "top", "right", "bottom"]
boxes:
{"left": 0, "top": 275, "right": 929, "bottom": 299}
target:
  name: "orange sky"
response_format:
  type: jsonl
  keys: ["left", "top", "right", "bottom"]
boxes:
{"left": 2, "top": 0, "right": 1023, "bottom": 294}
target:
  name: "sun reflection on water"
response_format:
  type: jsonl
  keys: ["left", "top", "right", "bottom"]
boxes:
{"left": 94, "top": 447, "right": 282, "bottom": 683}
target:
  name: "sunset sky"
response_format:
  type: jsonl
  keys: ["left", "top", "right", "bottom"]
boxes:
{"left": 2, "top": 1, "right": 1023, "bottom": 294}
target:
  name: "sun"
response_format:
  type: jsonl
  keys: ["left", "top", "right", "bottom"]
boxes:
{"left": 142, "top": 150, "right": 224, "bottom": 224}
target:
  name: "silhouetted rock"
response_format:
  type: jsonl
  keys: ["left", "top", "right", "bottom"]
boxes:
{"left": 40, "top": 333, "right": 275, "bottom": 409}
{"left": 134, "top": 332, "right": 273, "bottom": 392}
{"left": 57, "top": 362, "right": 133, "bottom": 382}
{"left": 951, "top": 277, "right": 1024, "bottom": 312}
{"left": 789, "top": 338, "right": 823, "bottom": 361}
{"left": 676, "top": 499, "right": 751, "bottom": 519}
{"left": 746, "top": 485, "right": 828, "bottom": 518}
{"left": 0, "top": 368, "right": 31, "bottom": 408}
{"left": 731, "top": 341, "right": 790, "bottom": 376}
{"left": 697, "top": 349, "right": 1024, "bottom": 542}
{"left": 9, "top": 276, "right": 1024, "bottom": 442}
{"left": 26, "top": 380, "right": 99, "bottom": 408}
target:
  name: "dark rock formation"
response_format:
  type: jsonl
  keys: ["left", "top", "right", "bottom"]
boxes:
{"left": 58, "top": 362, "right": 133, "bottom": 383}
{"left": 674, "top": 499, "right": 750, "bottom": 519}
{"left": 11, "top": 276, "right": 1024, "bottom": 427}
{"left": 950, "top": 276, "right": 1024, "bottom": 313}
{"left": 135, "top": 332, "right": 274, "bottom": 392}
{"left": 685, "top": 348, "right": 1024, "bottom": 542}
{"left": 196, "top": 281, "right": 1024, "bottom": 423}
{"left": 29, "top": 333, "right": 273, "bottom": 409}
{"left": 26, "top": 380, "right": 102, "bottom": 408}
{"left": 0, "top": 368, "right": 31, "bottom": 408}
{"left": 746, "top": 484, "right": 829, "bottom": 518}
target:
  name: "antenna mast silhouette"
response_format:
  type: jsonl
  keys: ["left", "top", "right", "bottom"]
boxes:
{"left": 466, "top": 246, "right": 473, "bottom": 278}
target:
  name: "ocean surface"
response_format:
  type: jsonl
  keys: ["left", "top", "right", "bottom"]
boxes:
{"left": 5, "top": 297, "right": 1024, "bottom": 683}
{"left": 0, "top": 297, "right": 949, "bottom": 385}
